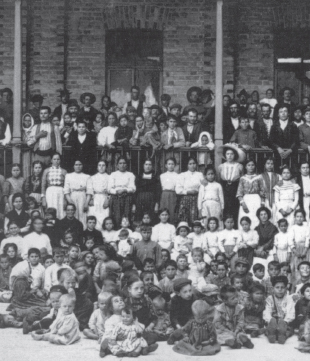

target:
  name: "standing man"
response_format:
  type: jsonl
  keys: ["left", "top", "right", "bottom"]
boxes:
{"left": 28, "top": 94, "right": 44, "bottom": 125}
{"left": 182, "top": 108, "right": 202, "bottom": 147}
{"left": 257, "top": 103, "right": 273, "bottom": 148}
{"left": 0, "top": 88, "right": 13, "bottom": 131}
{"left": 247, "top": 103, "right": 261, "bottom": 135}
{"left": 123, "top": 86, "right": 146, "bottom": 116}
{"left": 236, "top": 89, "right": 249, "bottom": 117}
{"left": 53, "top": 89, "right": 71, "bottom": 120}
{"left": 274, "top": 87, "right": 296, "bottom": 120}
{"left": 79, "top": 92, "right": 98, "bottom": 130}
{"left": 223, "top": 101, "right": 240, "bottom": 144}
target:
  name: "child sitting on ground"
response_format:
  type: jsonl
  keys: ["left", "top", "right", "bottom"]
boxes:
{"left": 244, "top": 283, "right": 265, "bottom": 337}
{"left": 231, "top": 274, "right": 249, "bottom": 306}
{"left": 152, "top": 296, "right": 174, "bottom": 341}
{"left": 264, "top": 275, "right": 295, "bottom": 344}
{"left": 172, "top": 300, "right": 221, "bottom": 356}
{"left": 83, "top": 291, "right": 112, "bottom": 342}
{"left": 214, "top": 285, "right": 254, "bottom": 349}
{"left": 158, "top": 260, "right": 177, "bottom": 294}
{"left": 31, "top": 293, "right": 80, "bottom": 345}
{"left": 262, "top": 260, "right": 281, "bottom": 296}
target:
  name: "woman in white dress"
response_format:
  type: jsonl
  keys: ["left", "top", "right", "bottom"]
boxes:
{"left": 296, "top": 161, "right": 310, "bottom": 224}
{"left": 64, "top": 159, "right": 90, "bottom": 228}
{"left": 86, "top": 160, "right": 110, "bottom": 230}
{"left": 42, "top": 153, "right": 67, "bottom": 219}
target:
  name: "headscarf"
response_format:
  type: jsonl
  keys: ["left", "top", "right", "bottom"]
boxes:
{"left": 22, "top": 113, "right": 34, "bottom": 143}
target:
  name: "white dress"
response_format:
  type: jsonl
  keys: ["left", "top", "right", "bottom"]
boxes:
{"left": 171, "top": 235, "right": 192, "bottom": 260}
{"left": 203, "top": 231, "right": 220, "bottom": 263}
{"left": 187, "top": 232, "right": 209, "bottom": 263}
{"left": 289, "top": 223, "right": 310, "bottom": 272}
{"left": 87, "top": 173, "right": 110, "bottom": 230}
{"left": 218, "top": 229, "right": 241, "bottom": 270}
{"left": 64, "top": 172, "right": 91, "bottom": 228}
{"left": 102, "top": 230, "right": 117, "bottom": 244}
{"left": 151, "top": 222, "right": 176, "bottom": 250}
{"left": 272, "top": 231, "right": 291, "bottom": 263}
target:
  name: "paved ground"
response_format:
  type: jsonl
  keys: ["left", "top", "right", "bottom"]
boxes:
{"left": 0, "top": 303, "right": 308, "bottom": 361}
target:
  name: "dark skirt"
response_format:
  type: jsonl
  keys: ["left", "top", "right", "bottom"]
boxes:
{"left": 160, "top": 190, "right": 177, "bottom": 225}
{"left": 177, "top": 194, "right": 199, "bottom": 225}
{"left": 135, "top": 191, "right": 156, "bottom": 221}
{"left": 110, "top": 194, "right": 133, "bottom": 228}
{"left": 221, "top": 180, "right": 239, "bottom": 227}
{"left": 238, "top": 247, "right": 255, "bottom": 267}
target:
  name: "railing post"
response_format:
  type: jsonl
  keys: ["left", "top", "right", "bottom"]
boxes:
{"left": 12, "top": 0, "right": 22, "bottom": 163}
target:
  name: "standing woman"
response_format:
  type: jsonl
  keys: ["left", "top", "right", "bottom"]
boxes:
{"left": 134, "top": 159, "right": 160, "bottom": 221}
{"left": 3, "top": 163, "right": 25, "bottom": 213}
{"left": 108, "top": 157, "right": 136, "bottom": 228}
{"left": 274, "top": 165, "right": 300, "bottom": 229}
{"left": 86, "top": 160, "right": 110, "bottom": 231}
{"left": 217, "top": 144, "right": 244, "bottom": 226}
{"left": 296, "top": 161, "right": 310, "bottom": 224}
{"left": 176, "top": 157, "right": 204, "bottom": 225}
{"left": 64, "top": 159, "right": 90, "bottom": 228}
{"left": 25, "top": 161, "right": 44, "bottom": 216}
{"left": 236, "top": 159, "right": 266, "bottom": 230}
{"left": 41, "top": 153, "right": 67, "bottom": 220}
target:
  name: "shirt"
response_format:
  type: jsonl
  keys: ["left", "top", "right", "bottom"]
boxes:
{"left": 160, "top": 171, "right": 179, "bottom": 191}
{"left": 279, "top": 119, "right": 288, "bottom": 131}
{"left": 263, "top": 118, "right": 273, "bottom": 136}
{"left": 231, "top": 117, "right": 239, "bottom": 130}
{"left": 78, "top": 133, "right": 86, "bottom": 143}
{"left": 44, "top": 263, "right": 71, "bottom": 292}
{"left": 108, "top": 171, "right": 136, "bottom": 194}
{"left": 97, "top": 126, "right": 118, "bottom": 147}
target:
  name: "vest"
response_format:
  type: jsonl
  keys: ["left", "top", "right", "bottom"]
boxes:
{"left": 128, "top": 100, "right": 144, "bottom": 116}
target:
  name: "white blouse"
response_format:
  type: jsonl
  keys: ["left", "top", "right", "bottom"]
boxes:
{"left": 97, "top": 126, "right": 118, "bottom": 147}
{"left": 151, "top": 223, "right": 176, "bottom": 249}
{"left": 86, "top": 173, "right": 109, "bottom": 195}
{"left": 197, "top": 182, "right": 224, "bottom": 210}
{"left": 218, "top": 162, "right": 243, "bottom": 182}
{"left": 289, "top": 224, "right": 310, "bottom": 248}
{"left": 218, "top": 229, "right": 241, "bottom": 253}
{"left": 108, "top": 171, "right": 136, "bottom": 194}
{"left": 64, "top": 172, "right": 91, "bottom": 194}
{"left": 160, "top": 171, "right": 179, "bottom": 191}
{"left": 176, "top": 171, "right": 204, "bottom": 195}
{"left": 23, "top": 232, "right": 52, "bottom": 259}
{"left": 239, "top": 230, "right": 259, "bottom": 249}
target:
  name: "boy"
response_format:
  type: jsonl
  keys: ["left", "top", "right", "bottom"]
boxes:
{"left": 82, "top": 216, "right": 103, "bottom": 248}
{"left": 231, "top": 274, "right": 249, "bottom": 306}
{"left": 233, "top": 257, "right": 253, "bottom": 292}
{"left": 175, "top": 254, "right": 189, "bottom": 279}
{"left": 205, "top": 260, "right": 218, "bottom": 283}
{"left": 117, "top": 229, "right": 132, "bottom": 258}
{"left": 263, "top": 275, "right": 295, "bottom": 344}
{"left": 23, "top": 285, "right": 68, "bottom": 334}
{"left": 196, "top": 283, "right": 219, "bottom": 322}
{"left": 214, "top": 285, "right": 254, "bottom": 349}
{"left": 114, "top": 114, "right": 133, "bottom": 159}
{"left": 262, "top": 260, "right": 281, "bottom": 296}
{"left": 143, "top": 258, "right": 159, "bottom": 286}
{"left": 230, "top": 117, "right": 258, "bottom": 150}
{"left": 0, "top": 254, "right": 12, "bottom": 302}
{"left": 211, "top": 261, "right": 230, "bottom": 288}
{"left": 168, "top": 278, "right": 196, "bottom": 344}
{"left": 158, "top": 260, "right": 177, "bottom": 294}
{"left": 44, "top": 248, "right": 71, "bottom": 292}
{"left": 252, "top": 263, "right": 265, "bottom": 283}
{"left": 294, "top": 261, "right": 310, "bottom": 294}
{"left": 131, "top": 225, "right": 162, "bottom": 270}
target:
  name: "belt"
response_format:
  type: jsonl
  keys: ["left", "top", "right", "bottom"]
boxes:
{"left": 94, "top": 191, "right": 107, "bottom": 195}
{"left": 71, "top": 188, "right": 86, "bottom": 192}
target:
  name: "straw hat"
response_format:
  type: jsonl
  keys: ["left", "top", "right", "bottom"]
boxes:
{"left": 217, "top": 143, "right": 246, "bottom": 163}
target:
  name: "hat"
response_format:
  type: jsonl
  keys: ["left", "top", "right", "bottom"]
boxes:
{"left": 197, "top": 283, "right": 219, "bottom": 296}
{"left": 170, "top": 103, "right": 182, "bottom": 110}
{"left": 279, "top": 86, "right": 295, "bottom": 97}
{"left": 297, "top": 261, "right": 310, "bottom": 270}
{"left": 80, "top": 92, "right": 96, "bottom": 104}
{"left": 176, "top": 221, "right": 190, "bottom": 234}
{"left": 49, "top": 285, "right": 68, "bottom": 295}
{"left": 235, "top": 257, "right": 250, "bottom": 268}
{"left": 31, "top": 94, "right": 44, "bottom": 103}
{"left": 187, "top": 86, "right": 202, "bottom": 103}
{"left": 161, "top": 94, "right": 171, "bottom": 101}
{"left": 150, "top": 104, "right": 161, "bottom": 111}
{"left": 126, "top": 105, "right": 136, "bottom": 112}
{"left": 58, "top": 89, "right": 71, "bottom": 97}
{"left": 201, "top": 89, "right": 213, "bottom": 104}
{"left": 173, "top": 278, "right": 192, "bottom": 292}
{"left": 217, "top": 143, "right": 246, "bottom": 163}
{"left": 303, "top": 106, "right": 310, "bottom": 115}
{"left": 67, "top": 99, "right": 79, "bottom": 108}
{"left": 192, "top": 220, "right": 204, "bottom": 228}
{"left": 148, "top": 285, "right": 163, "bottom": 300}
{"left": 237, "top": 89, "right": 249, "bottom": 99}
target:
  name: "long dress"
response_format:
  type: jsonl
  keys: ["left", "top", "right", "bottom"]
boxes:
{"left": 159, "top": 171, "right": 179, "bottom": 224}
{"left": 3, "top": 177, "right": 25, "bottom": 212}
{"left": 108, "top": 171, "right": 136, "bottom": 228}
{"left": 259, "top": 172, "right": 281, "bottom": 224}
{"left": 42, "top": 166, "right": 67, "bottom": 219}
{"left": 289, "top": 223, "right": 310, "bottom": 275}
{"left": 236, "top": 174, "right": 266, "bottom": 230}
{"left": 87, "top": 172, "right": 110, "bottom": 230}
{"left": 253, "top": 221, "right": 278, "bottom": 269}
{"left": 218, "top": 162, "right": 243, "bottom": 226}
{"left": 274, "top": 180, "right": 300, "bottom": 229}
{"left": 64, "top": 172, "right": 91, "bottom": 228}
{"left": 176, "top": 171, "right": 204, "bottom": 225}
{"left": 273, "top": 231, "right": 291, "bottom": 263}
{"left": 197, "top": 181, "right": 224, "bottom": 230}
{"left": 21, "top": 113, "right": 35, "bottom": 180}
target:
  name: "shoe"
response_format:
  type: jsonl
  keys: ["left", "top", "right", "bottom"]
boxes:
{"left": 141, "top": 343, "right": 159, "bottom": 355}
{"left": 224, "top": 339, "right": 236, "bottom": 348}
{"left": 23, "top": 318, "right": 31, "bottom": 335}
{"left": 239, "top": 334, "right": 254, "bottom": 349}
{"left": 267, "top": 317, "right": 277, "bottom": 343}
{"left": 127, "top": 352, "right": 140, "bottom": 357}
{"left": 277, "top": 318, "right": 288, "bottom": 344}
{"left": 115, "top": 351, "right": 127, "bottom": 358}
{"left": 250, "top": 330, "right": 259, "bottom": 338}
{"left": 167, "top": 336, "right": 175, "bottom": 345}
{"left": 232, "top": 341, "right": 242, "bottom": 349}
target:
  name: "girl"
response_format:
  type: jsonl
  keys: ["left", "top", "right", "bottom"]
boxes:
{"left": 151, "top": 208, "right": 176, "bottom": 251}
{"left": 24, "top": 161, "right": 44, "bottom": 216}
{"left": 21, "top": 113, "right": 35, "bottom": 179}
{"left": 142, "top": 212, "right": 153, "bottom": 226}
{"left": 297, "top": 161, "right": 310, "bottom": 224}
{"left": 101, "top": 217, "right": 117, "bottom": 244}
{"left": 99, "top": 294, "right": 125, "bottom": 357}
{"left": 237, "top": 159, "right": 266, "bottom": 230}
{"left": 41, "top": 153, "right": 67, "bottom": 220}
{"left": 218, "top": 215, "right": 241, "bottom": 271}
{"left": 3, "top": 163, "right": 25, "bottom": 213}
{"left": 86, "top": 160, "right": 110, "bottom": 231}
{"left": 203, "top": 217, "right": 220, "bottom": 263}
{"left": 68, "top": 245, "right": 80, "bottom": 267}
{"left": 161, "top": 249, "right": 171, "bottom": 264}
{"left": 83, "top": 252, "right": 95, "bottom": 275}
{"left": 64, "top": 159, "right": 90, "bottom": 228}
{"left": 109, "top": 307, "right": 158, "bottom": 357}
{"left": 198, "top": 165, "right": 224, "bottom": 229}
{"left": 274, "top": 166, "right": 300, "bottom": 229}
{"left": 289, "top": 210, "right": 310, "bottom": 276}
{"left": 188, "top": 220, "right": 207, "bottom": 263}
{"left": 4, "top": 193, "right": 30, "bottom": 235}
{"left": 171, "top": 222, "right": 192, "bottom": 261}
{"left": 238, "top": 216, "right": 259, "bottom": 267}
{"left": 3, "top": 243, "right": 22, "bottom": 267}
{"left": 60, "top": 230, "right": 76, "bottom": 252}
{"left": 273, "top": 219, "right": 291, "bottom": 263}
{"left": 25, "top": 197, "right": 40, "bottom": 217}
{"left": 0, "top": 221, "right": 23, "bottom": 257}
{"left": 176, "top": 157, "right": 204, "bottom": 225}
{"left": 159, "top": 158, "right": 179, "bottom": 224}
{"left": 108, "top": 157, "right": 136, "bottom": 228}
{"left": 188, "top": 248, "right": 206, "bottom": 288}
{"left": 113, "top": 216, "right": 133, "bottom": 241}
{"left": 259, "top": 157, "right": 281, "bottom": 223}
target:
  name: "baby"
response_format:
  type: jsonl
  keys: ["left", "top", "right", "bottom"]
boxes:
{"left": 31, "top": 294, "right": 80, "bottom": 345}
{"left": 152, "top": 296, "right": 174, "bottom": 341}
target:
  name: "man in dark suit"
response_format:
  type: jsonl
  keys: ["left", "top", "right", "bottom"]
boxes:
{"left": 237, "top": 89, "right": 249, "bottom": 117}
{"left": 67, "top": 120, "right": 97, "bottom": 175}
{"left": 223, "top": 101, "right": 240, "bottom": 144}
{"left": 257, "top": 103, "right": 273, "bottom": 148}
{"left": 273, "top": 87, "right": 296, "bottom": 121}
{"left": 247, "top": 103, "right": 261, "bottom": 137}
{"left": 182, "top": 108, "right": 202, "bottom": 147}
{"left": 53, "top": 89, "right": 71, "bottom": 120}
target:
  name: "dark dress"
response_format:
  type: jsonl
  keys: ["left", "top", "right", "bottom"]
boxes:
{"left": 170, "top": 295, "right": 196, "bottom": 328}
{"left": 6, "top": 209, "right": 30, "bottom": 230}
{"left": 254, "top": 221, "right": 278, "bottom": 259}
{"left": 10, "top": 277, "right": 47, "bottom": 309}
{"left": 59, "top": 216, "right": 84, "bottom": 246}
{"left": 43, "top": 218, "right": 62, "bottom": 248}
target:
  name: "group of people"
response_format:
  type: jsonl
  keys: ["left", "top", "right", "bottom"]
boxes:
{"left": 1, "top": 85, "right": 310, "bottom": 356}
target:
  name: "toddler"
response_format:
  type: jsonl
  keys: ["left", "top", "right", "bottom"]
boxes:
{"left": 152, "top": 296, "right": 174, "bottom": 341}
{"left": 158, "top": 260, "right": 177, "bottom": 294}
{"left": 117, "top": 229, "right": 132, "bottom": 258}
{"left": 231, "top": 274, "right": 249, "bottom": 306}
{"left": 244, "top": 283, "right": 266, "bottom": 337}
{"left": 191, "top": 132, "right": 215, "bottom": 172}
{"left": 171, "top": 222, "right": 192, "bottom": 261}
{"left": 273, "top": 218, "right": 291, "bottom": 263}
{"left": 188, "top": 248, "right": 206, "bottom": 288}
{"left": 31, "top": 294, "right": 80, "bottom": 345}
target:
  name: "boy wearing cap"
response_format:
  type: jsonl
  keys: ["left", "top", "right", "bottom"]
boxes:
{"left": 232, "top": 257, "right": 253, "bottom": 292}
